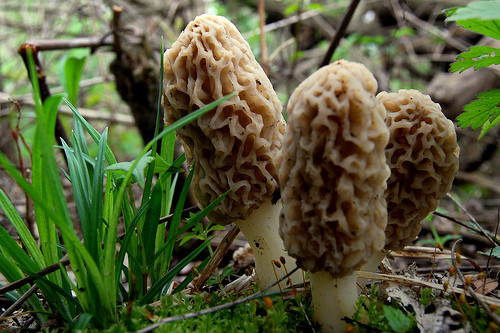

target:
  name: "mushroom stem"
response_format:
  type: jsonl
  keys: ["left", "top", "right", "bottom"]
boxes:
{"left": 357, "top": 251, "right": 386, "bottom": 287}
{"left": 235, "top": 199, "right": 302, "bottom": 290}
{"left": 310, "top": 271, "right": 357, "bottom": 333}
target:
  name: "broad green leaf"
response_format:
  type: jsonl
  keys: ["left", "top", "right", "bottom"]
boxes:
{"left": 105, "top": 153, "right": 155, "bottom": 188}
{"left": 456, "top": 89, "right": 500, "bottom": 131}
{"left": 445, "top": 1, "right": 500, "bottom": 21}
{"left": 457, "top": 19, "right": 500, "bottom": 40}
{"left": 153, "top": 154, "right": 184, "bottom": 173}
{"left": 450, "top": 46, "right": 500, "bottom": 73}
{"left": 383, "top": 305, "right": 414, "bottom": 333}
{"left": 58, "top": 53, "right": 87, "bottom": 105}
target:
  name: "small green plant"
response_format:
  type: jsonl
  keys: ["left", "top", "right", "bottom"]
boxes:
{"left": 0, "top": 45, "right": 236, "bottom": 329}
{"left": 445, "top": 0, "right": 500, "bottom": 138}
{"left": 352, "top": 286, "right": 418, "bottom": 333}
{"left": 105, "top": 289, "right": 315, "bottom": 332}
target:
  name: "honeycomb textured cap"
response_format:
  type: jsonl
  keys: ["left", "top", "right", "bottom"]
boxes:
{"left": 377, "top": 89, "right": 459, "bottom": 250}
{"left": 162, "top": 14, "right": 285, "bottom": 224}
{"left": 279, "top": 60, "right": 390, "bottom": 278}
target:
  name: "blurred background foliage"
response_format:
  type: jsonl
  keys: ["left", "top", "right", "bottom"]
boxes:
{"left": 0, "top": 0, "right": 499, "bottom": 248}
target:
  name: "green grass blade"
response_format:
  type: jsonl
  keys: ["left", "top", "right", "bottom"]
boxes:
{"left": 172, "top": 256, "right": 210, "bottom": 293}
{"left": 114, "top": 198, "right": 151, "bottom": 289}
{"left": 90, "top": 128, "right": 108, "bottom": 258}
{"left": 163, "top": 165, "right": 194, "bottom": 270}
{"left": 102, "top": 92, "right": 238, "bottom": 301}
{"left": 62, "top": 140, "right": 91, "bottom": 241}
{"left": 0, "top": 225, "right": 40, "bottom": 274}
{"left": 0, "top": 188, "right": 44, "bottom": 265}
{"left": 142, "top": 183, "right": 162, "bottom": 269}
{"left": 64, "top": 98, "right": 117, "bottom": 165}
{"left": 141, "top": 37, "right": 165, "bottom": 205}
{"left": 139, "top": 238, "right": 212, "bottom": 305}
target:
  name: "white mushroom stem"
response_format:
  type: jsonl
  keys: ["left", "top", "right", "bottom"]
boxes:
{"left": 235, "top": 199, "right": 303, "bottom": 291}
{"left": 357, "top": 251, "right": 387, "bottom": 288}
{"left": 310, "top": 271, "right": 358, "bottom": 333}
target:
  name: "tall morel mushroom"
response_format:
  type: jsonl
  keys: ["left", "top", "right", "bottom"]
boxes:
{"left": 162, "top": 14, "right": 301, "bottom": 289}
{"left": 279, "top": 60, "right": 390, "bottom": 332}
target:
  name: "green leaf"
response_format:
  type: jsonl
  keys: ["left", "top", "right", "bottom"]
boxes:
{"left": 0, "top": 188, "right": 44, "bottom": 266}
{"left": 153, "top": 154, "right": 184, "bottom": 174}
{"left": 284, "top": 3, "right": 300, "bottom": 16}
{"left": 139, "top": 237, "right": 212, "bottom": 305}
{"left": 450, "top": 46, "right": 500, "bottom": 73}
{"left": 383, "top": 305, "right": 414, "bottom": 333}
{"left": 479, "top": 112, "right": 500, "bottom": 138}
{"left": 445, "top": 1, "right": 500, "bottom": 21}
{"left": 456, "top": 19, "right": 500, "bottom": 40}
{"left": 65, "top": 98, "right": 117, "bottom": 165}
{"left": 142, "top": 183, "right": 163, "bottom": 267}
{"left": 479, "top": 246, "right": 500, "bottom": 258}
{"left": 105, "top": 152, "right": 155, "bottom": 188}
{"left": 306, "top": 3, "right": 325, "bottom": 12}
{"left": 58, "top": 52, "right": 87, "bottom": 106}
{"left": 456, "top": 89, "right": 500, "bottom": 131}
{"left": 392, "top": 27, "right": 416, "bottom": 38}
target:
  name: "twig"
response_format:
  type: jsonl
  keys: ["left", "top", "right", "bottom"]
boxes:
{"left": 319, "top": 0, "right": 361, "bottom": 67}
{"left": 135, "top": 266, "right": 300, "bottom": 333}
{"left": 447, "top": 193, "right": 499, "bottom": 247}
{"left": 193, "top": 224, "right": 240, "bottom": 291}
{"left": 432, "top": 210, "right": 483, "bottom": 235}
{"left": 0, "top": 256, "right": 70, "bottom": 296}
{"left": 403, "top": 10, "right": 469, "bottom": 52}
{"left": 19, "top": 35, "right": 113, "bottom": 52}
{"left": 0, "top": 284, "right": 38, "bottom": 320}
{"left": 356, "top": 269, "right": 500, "bottom": 307}
{"left": 451, "top": 239, "right": 500, "bottom": 326}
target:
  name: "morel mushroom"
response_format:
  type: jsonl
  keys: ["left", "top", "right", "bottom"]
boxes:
{"left": 162, "top": 14, "right": 301, "bottom": 289}
{"left": 279, "top": 60, "right": 390, "bottom": 332}
{"left": 378, "top": 89, "right": 460, "bottom": 250}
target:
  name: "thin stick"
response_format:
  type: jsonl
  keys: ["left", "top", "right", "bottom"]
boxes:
{"left": 0, "top": 284, "right": 38, "bottom": 320}
{"left": 319, "top": 0, "right": 361, "bottom": 67}
{"left": 447, "top": 193, "right": 499, "bottom": 247}
{"left": 193, "top": 224, "right": 240, "bottom": 291}
{"left": 0, "top": 256, "right": 70, "bottom": 295}
{"left": 136, "top": 266, "right": 300, "bottom": 333}
{"left": 451, "top": 239, "right": 500, "bottom": 326}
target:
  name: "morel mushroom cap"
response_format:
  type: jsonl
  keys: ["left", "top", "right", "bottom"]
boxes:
{"left": 279, "top": 60, "right": 390, "bottom": 278}
{"left": 163, "top": 14, "right": 285, "bottom": 224}
{"left": 377, "top": 89, "right": 459, "bottom": 250}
